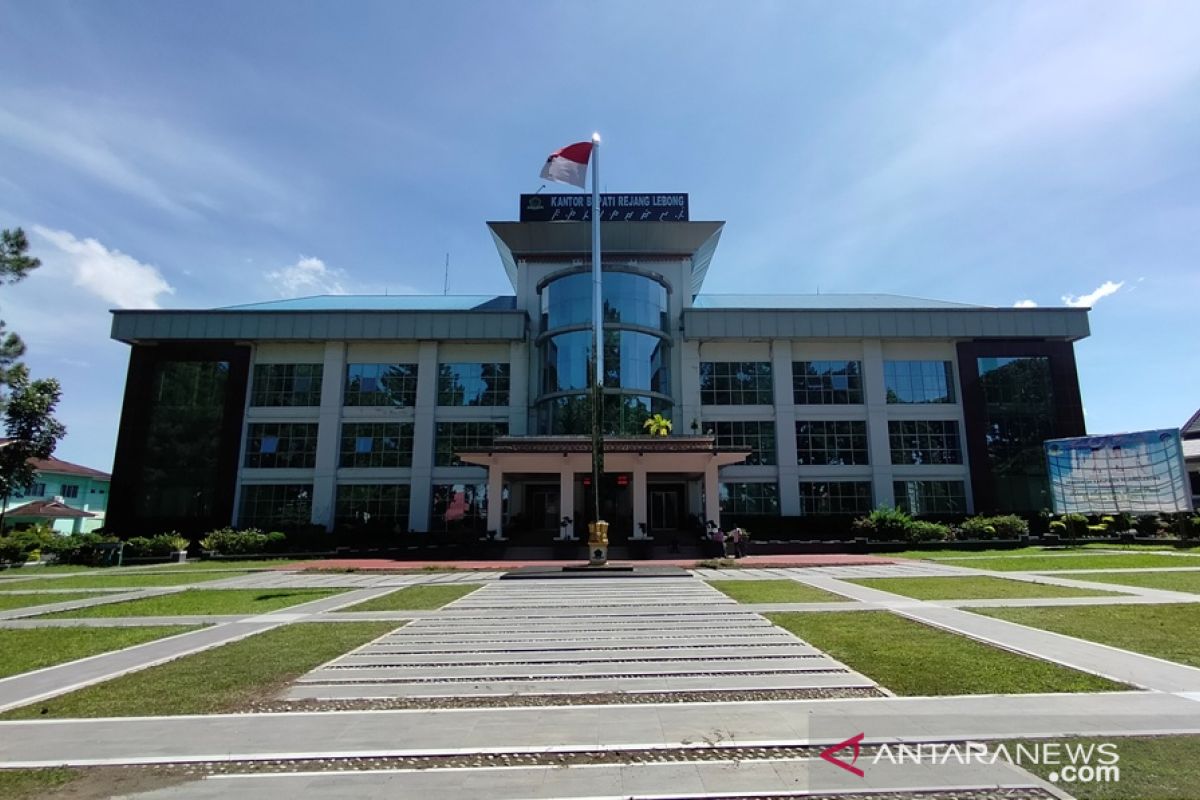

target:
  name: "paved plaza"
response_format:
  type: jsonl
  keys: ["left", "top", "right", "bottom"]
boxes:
{"left": 1, "top": 552, "right": 1199, "bottom": 798}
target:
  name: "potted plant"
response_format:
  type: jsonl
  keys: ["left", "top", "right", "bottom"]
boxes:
{"left": 643, "top": 414, "right": 672, "bottom": 437}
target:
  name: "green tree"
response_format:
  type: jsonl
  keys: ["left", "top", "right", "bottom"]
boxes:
{"left": 0, "top": 229, "right": 41, "bottom": 389}
{"left": 0, "top": 365, "right": 67, "bottom": 530}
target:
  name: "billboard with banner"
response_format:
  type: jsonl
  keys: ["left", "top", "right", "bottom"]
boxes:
{"left": 1045, "top": 429, "right": 1193, "bottom": 514}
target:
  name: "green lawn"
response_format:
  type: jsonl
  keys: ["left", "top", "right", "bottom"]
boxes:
{"left": 889, "top": 546, "right": 1053, "bottom": 560}
{"left": 847, "top": 576, "right": 1125, "bottom": 601}
{"left": 932, "top": 554, "right": 1200, "bottom": 572}
{"left": 708, "top": 579, "right": 847, "bottom": 604}
{"left": 768, "top": 611, "right": 1123, "bottom": 695}
{"left": 0, "top": 621, "right": 396, "bottom": 719}
{"left": 38, "top": 588, "right": 343, "bottom": 618}
{"left": 1012, "top": 735, "right": 1200, "bottom": 800}
{"left": 0, "top": 768, "right": 79, "bottom": 799}
{"left": 0, "top": 572, "right": 251, "bottom": 589}
{"left": 1061, "top": 570, "right": 1200, "bottom": 594}
{"left": 341, "top": 584, "right": 482, "bottom": 611}
{"left": 975, "top": 603, "right": 1200, "bottom": 669}
{"left": 0, "top": 626, "right": 198, "bottom": 678}
{"left": 0, "top": 592, "right": 105, "bottom": 612}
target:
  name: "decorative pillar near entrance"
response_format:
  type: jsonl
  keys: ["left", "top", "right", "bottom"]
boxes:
{"left": 559, "top": 468, "right": 576, "bottom": 540}
{"left": 703, "top": 461, "right": 721, "bottom": 530}
{"left": 486, "top": 465, "right": 505, "bottom": 540}
{"left": 632, "top": 466, "right": 648, "bottom": 539}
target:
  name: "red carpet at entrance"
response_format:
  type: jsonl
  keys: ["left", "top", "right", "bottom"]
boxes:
{"left": 277, "top": 554, "right": 899, "bottom": 571}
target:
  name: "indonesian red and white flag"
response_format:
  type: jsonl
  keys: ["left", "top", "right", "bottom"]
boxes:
{"left": 539, "top": 141, "right": 593, "bottom": 189}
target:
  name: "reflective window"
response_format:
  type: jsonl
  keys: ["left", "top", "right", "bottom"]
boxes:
{"left": 135, "top": 360, "right": 231, "bottom": 521}
{"left": 431, "top": 483, "right": 497, "bottom": 532}
{"left": 239, "top": 484, "right": 312, "bottom": 528}
{"left": 798, "top": 481, "right": 873, "bottom": 515}
{"left": 435, "top": 422, "right": 508, "bottom": 467}
{"left": 893, "top": 480, "right": 967, "bottom": 515}
{"left": 718, "top": 482, "right": 781, "bottom": 516}
{"left": 792, "top": 361, "right": 863, "bottom": 405}
{"left": 335, "top": 484, "right": 410, "bottom": 530}
{"left": 700, "top": 362, "right": 773, "bottom": 405}
{"left": 978, "top": 356, "right": 1055, "bottom": 512}
{"left": 541, "top": 330, "right": 670, "bottom": 394}
{"left": 339, "top": 423, "right": 414, "bottom": 468}
{"left": 884, "top": 361, "right": 955, "bottom": 404}
{"left": 537, "top": 393, "right": 669, "bottom": 436}
{"left": 345, "top": 363, "right": 418, "bottom": 407}
{"left": 437, "top": 363, "right": 510, "bottom": 406}
{"left": 541, "top": 271, "right": 667, "bottom": 331}
{"left": 796, "top": 420, "right": 869, "bottom": 466}
{"left": 711, "top": 421, "right": 776, "bottom": 466}
{"left": 60, "top": 485, "right": 80, "bottom": 499}
{"left": 245, "top": 423, "right": 319, "bottom": 469}
{"left": 888, "top": 420, "right": 962, "bottom": 465}
{"left": 251, "top": 364, "right": 322, "bottom": 407}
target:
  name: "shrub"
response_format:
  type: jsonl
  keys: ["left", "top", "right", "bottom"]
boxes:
{"left": 43, "top": 532, "right": 121, "bottom": 565}
{"left": 0, "top": 525, "right": 61, "bottom": 564}
{"left": 851, "top": 507, "right": 914, "bottom": 542}
{"left": 958, "top": 514, "right": 1029, "bottom": 541}
{"left": 1110, "top": 512, "right": 1135, "bottom": 533}
{"left": 265, "top": 531, "right": 287, "bottom": 552}
{"left": 1136, "top": 514, "right": 1163, "bottom": 536}
{"left": 1086, "top": 524, "right": 1108, "bottom": 536}
{"left": 908, "top": 520, "right": 952, "bottom": 543}
{"left": 1048, "top": 520, "right": 1067, "bottom": 535}
{"left": 123, "top": 533, "right": 191, "bottom": 558}
{"left": 959, "top": 517, "right": 997, "bottom": 540}
{"left": 200, "top": 528, "right": 269, "bottom": 555}
{"left": 1060, "top": 513, "right": 1089, "bottom": 539}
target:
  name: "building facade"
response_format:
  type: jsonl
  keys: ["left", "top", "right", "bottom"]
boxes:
{"left": 1, "top": 451, "right": 110, "bottom": 534}
{"left": 106, "top": 194, "right": 1090, "bottom": 541}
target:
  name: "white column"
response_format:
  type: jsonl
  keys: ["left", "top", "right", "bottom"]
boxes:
{"left": 559, "top": 468, "right": 576, "bottom": 540}
{"left": 407, "top": 341, "right": 439, "bottom": 533}
{"left": 310, "top": 342, "right": 346, "bottom": 531}
{"left": 632, "top": 464, "right": 648, "bottom": 538}
{"left": 771, "top": 340, "right": 800, "bottom": 516}
{"left": 862, "top": 339, "right": 894, "bottom": 508}
{"left": 486, "top": 465, "right": 505, "bottom": 539}
{"left": 703, "top": 461, "right": 721, "bottom": 529}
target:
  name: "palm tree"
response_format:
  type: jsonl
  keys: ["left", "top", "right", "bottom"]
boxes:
{"left": 642, "top": 413, "right": 672, "bottom": 437}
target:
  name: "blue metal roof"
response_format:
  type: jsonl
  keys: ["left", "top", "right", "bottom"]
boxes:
{"left": 691, "top": 293, "right": 984, "bottom": 310}
{"left": 220, "top": 295, "right": 517, "bottom": 312}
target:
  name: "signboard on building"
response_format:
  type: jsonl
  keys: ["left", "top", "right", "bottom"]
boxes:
{"left": 1045, "top": 429, "right": 1194, "bottom": 514}
{"left": 520, "top": 193, "right": 689, "bottom": 222}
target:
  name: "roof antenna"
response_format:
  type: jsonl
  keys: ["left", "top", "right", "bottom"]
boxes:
{"left": 533, "top": 184, "right": 546, "bottom": 194}
{"left": 443, "top": 253, "right": 450, "bottom": 296}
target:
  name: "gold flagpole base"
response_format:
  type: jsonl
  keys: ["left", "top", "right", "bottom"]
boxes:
{"left": 587, "top": 520, "right": 609, "bottom": 565}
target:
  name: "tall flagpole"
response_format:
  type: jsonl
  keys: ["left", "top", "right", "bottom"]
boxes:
{"left": 590, "top": 132, "right": 604, "bottom": 532}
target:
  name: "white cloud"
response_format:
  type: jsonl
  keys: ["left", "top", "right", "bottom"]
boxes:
{"left": 1062, "top": 280, "right": 1125, "bottom": 308}
{"left": 1014, "top": 299, "right": 1039, "bottom": 308}
{"left": 31, "top": 226, "right": 174, "bottom": 309}
{"left": 266, "top": 256, "right": 347, "bottom": 298}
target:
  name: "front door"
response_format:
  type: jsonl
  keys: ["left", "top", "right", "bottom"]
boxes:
{"left": 526, "top": 486, "right": 560, "bottom": 531}
{"left": 649, "top": 489, "right": 680, "bottom": 532}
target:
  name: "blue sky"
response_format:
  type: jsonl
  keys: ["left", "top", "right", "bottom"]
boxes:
{"left": 1, "top": 1, "right": 1198, "bottom": 471}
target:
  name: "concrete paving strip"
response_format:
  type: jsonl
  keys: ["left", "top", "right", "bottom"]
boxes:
{"left": 0, "top": 587, "right": 184, "bottom": 620}
{"left": 360, "top": 634, "right": 806, "bottom": 651}
{"left": 116, "top": 756, "right": 1051, "bottom": 799}
{"left": 2, "top": 692, "right": 1196, "bottom": 767}
{"left": 286, "top": 671, "right": 880, "bottom": 699}
{"left": 418, "top": 608, "right": 756, "bottom": 619}
{"left": 788, "top": 574, "right": 1200, "bottom": 693}
{"left": 397, "top": 620, "right": 775, "bottom": 634}
{"left": 337, "top": 644, "right": 823, "bottom": 664}
{"left": 301, "top": 657, "right": 848, "bottom": 682}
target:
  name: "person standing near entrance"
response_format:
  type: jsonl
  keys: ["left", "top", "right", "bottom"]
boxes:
{"left": 730, "top": 527, "right": 746, "bottom": 559}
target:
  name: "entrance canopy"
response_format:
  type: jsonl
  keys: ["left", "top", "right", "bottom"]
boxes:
{"left": 458, "top": 436, "right": 749, "bottom": 538}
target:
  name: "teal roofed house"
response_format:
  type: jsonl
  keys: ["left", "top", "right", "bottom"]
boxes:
{"left": 0, "top": 447, "right": 110, "bottom": 534}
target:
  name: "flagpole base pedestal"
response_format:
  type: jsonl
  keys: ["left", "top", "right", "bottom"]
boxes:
{"left": 587, "top": 520, "right": 609, "bottom": 566}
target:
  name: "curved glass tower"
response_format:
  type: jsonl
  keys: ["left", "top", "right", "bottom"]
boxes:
{"left": 535, "top": 266, "right": 672, "bottom": 434}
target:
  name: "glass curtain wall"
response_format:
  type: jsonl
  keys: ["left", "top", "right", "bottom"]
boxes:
{"left": 536, "top": 269, "right": 671, "bottom": 434}
{"left": 977, "top": 356, "right": 1056, "bottom": 512}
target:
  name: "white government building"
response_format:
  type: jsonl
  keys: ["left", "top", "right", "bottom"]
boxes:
{"left": 106, "top": 192, "right": 1090, "bottom": 549}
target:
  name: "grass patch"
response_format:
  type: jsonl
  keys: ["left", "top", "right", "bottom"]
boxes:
{"left": 0, "top": 768, "right": 79, "bottom": 799}
{"left": 39, "top": 588, "right": 342, "bottom": 618}
{"left": 768, "top": 611, "right": 1123, "bottom": 695}
{"left": 0, "top": 626, "right": 197, "bottom": 678}
{"left": 888, "top": 546, "right": 1053, "bottom": 560}
{"left": 708, "top": 579, "right": 847, "bottom": 604}
{"left": 0, "top": 621, "right": 396, "bottom": 719}
{"left": 341, "top": 584, "right": 481, "bottom": 611}
{"left": 0, "top": 592, "right": 104, "bottom": 612}
{"left": 847, "top": 576, "right": 1125, "bottom": 600}
{"left": 932, "top": 554, "right": 1199, "bottom": 572}
{"left": 975, "top": 603, "right": 1200, "bottom": 669}
{"left": 0, "top": 572, "right": 250, "bottom": 589}
{"left": 1012, "top": 735, "right": 1200, "bottom": 799}
{"left": 1062, "top": 570, "right": 1200, "bottom": 594}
